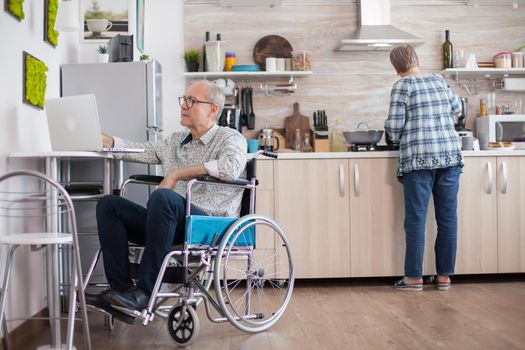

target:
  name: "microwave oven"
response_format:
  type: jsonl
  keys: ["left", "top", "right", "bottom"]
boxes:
{"left": 476, "top": 115, "right": 525, "bottom": 150}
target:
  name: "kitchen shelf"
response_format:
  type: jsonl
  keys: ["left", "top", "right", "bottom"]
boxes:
{"left": 184, "top": 71, "right": 313, "bottom": 79}
{"left": 442, "top": 68, "right": 525, "bottom": 80}
{"left": 442, "top": 68, "right": 525, "bottom": 95}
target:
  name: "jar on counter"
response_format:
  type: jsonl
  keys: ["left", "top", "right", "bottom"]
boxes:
{"left": 224, "top": 51, "right": 236, "bottom": 71}
{"left": 494, "top": 52, "right": 512, "bottom": 68}
{"left": 292, "top": 51, "right": 312, "bottom": 71}
{"left": 512, "top": 52, "right": 524, "bottom": 68}
{"left": 495, "top": 105, "right": 502, "bottom": 115}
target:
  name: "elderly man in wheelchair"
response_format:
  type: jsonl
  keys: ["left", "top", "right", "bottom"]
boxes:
{"left": 85, "top": 80, "right": 294, "bottom": 346}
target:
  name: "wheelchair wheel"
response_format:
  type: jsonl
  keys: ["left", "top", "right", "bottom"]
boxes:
{"left": 213, "top": 214, "right": 294, "bottom": 333}
{"left": 155, "top": 258, "right": 214, "bottom": 320}
{"left": 166, "top": 304, "right": 200, "bottom": 347}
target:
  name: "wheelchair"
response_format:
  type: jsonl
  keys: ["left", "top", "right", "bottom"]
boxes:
{"left": 83, "top": 150, "right": 295, "bottom": 346}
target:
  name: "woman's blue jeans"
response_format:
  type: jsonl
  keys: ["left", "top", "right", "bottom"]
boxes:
{"left": 401, "top": 166, "right": 461, "bottom": 279}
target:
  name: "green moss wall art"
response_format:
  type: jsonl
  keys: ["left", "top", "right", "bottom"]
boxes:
{"left": 5, "top": 0, "right": 25, "bottom": 21}
{"left": 45, "top": 0, "right": 59, "bottom": 47}
{"left": 23, "top": 52, "right": 48, "bottom": 109}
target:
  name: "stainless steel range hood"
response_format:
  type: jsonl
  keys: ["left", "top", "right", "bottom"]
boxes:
{"left": 336, "top": 0, "right": 424, "bottom": 52}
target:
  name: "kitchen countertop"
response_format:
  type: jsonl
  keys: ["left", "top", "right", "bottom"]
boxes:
{"left": 256, "top": 150, "right": 525, "bottom": 160}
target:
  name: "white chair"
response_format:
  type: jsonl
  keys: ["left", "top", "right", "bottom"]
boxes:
{"left": 0, "top": 170, "right": 91, "bottom": 350}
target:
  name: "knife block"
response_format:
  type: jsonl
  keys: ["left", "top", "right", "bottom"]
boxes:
{"left": 313, "top": 129, "right": 330, "bottom": 152}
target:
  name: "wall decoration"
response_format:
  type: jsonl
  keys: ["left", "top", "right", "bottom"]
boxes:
{"left": 136, "top": 0, "right": 144, "bottom": 52}
{"left": 23, "top": 52, "right": 48, "bottom": 109}
{"left": 5, "top": 0, "right": 25, "bottom": 21}
{"left": 44, "top": 0, "right": 59, "bottom": 47}
{"left": 83, "top": 0, "right": 129, "bottom": 40}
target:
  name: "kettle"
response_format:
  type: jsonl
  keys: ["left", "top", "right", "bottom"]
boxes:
{"left": 258, "top": 126, "right": 280, "bottom": 152}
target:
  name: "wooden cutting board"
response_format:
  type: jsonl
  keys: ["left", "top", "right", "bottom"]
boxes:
{"left": 284, "top": 103, "right": 311, "bottom": 149}
{"left": 253, "top": 35, "right": 293, "bottom": 71}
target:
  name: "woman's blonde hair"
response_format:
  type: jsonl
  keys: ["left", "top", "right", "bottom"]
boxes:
{"left": 389, "top": 44, "right": 419, "bottom": 73}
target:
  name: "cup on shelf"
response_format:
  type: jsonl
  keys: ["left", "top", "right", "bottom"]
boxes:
{"left": 285, "top": 58, "right": 292, "bottom": 71}
{"left": 276, "top": 58, "right": 285, "bottom": 72}
{"left": 454, "top": 49, "right": 465, "bottom": 68}
{"left": 265, "top": 57, "right": 277, "bottom": 72}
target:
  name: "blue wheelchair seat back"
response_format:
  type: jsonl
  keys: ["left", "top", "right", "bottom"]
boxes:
{"left": 184, "top": 156, "right": 258, "bottom": 247}
{"left": 185, "top": 215, "right": 255, "bottom": 246}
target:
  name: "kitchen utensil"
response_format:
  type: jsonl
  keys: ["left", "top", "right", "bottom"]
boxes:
{"left": 253, "top": 35, "right": 293, "bottom": 71}
{"left": 284, "top": 102, "right": 310, "bottom": 149}
{"left": 259, "top": 126, "right": 280, "bottom": 151}
{"left": 343, "top": 122, "right": 383, "bottom": 145}
{"left": 240, "top": 88, "right": 248, "bottom": 127}
{"left": 247, "top": 87, "right": 255, "bottom": 130}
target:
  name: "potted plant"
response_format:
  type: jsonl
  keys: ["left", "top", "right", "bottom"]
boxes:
{"left": 184, "top": 48, "right": 200, "bottom": 72}
{"left": 139, "top": 53, "right": 151, "bottom": 62}
{"left": 97, "top": 45, "right": 109, "bottom": 63}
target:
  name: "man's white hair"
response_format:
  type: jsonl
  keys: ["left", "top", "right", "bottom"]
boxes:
{"left": 192, "top": 80, "right": 225, "bottom": 120}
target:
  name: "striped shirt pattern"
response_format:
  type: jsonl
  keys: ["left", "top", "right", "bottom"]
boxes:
{"left": 113, "top": 124, "right": 247, "bottom": 217}
{"left": 385, "top": 73, "right": 463, "bottom": 178}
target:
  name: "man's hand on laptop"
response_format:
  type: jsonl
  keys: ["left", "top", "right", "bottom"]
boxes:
{"left": 101, "top": 133, "right": 115, "bottom": 148}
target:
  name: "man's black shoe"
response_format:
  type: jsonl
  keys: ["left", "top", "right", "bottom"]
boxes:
{"left": 84, "top": 289, "right": 136, "bottom": 325}
{"left": 103, "top": 286, "right": 149, "bottom": 312}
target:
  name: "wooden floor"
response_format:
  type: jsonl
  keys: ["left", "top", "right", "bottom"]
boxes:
{"left": 19, "top": 276, "right": 525, "bottom": 350}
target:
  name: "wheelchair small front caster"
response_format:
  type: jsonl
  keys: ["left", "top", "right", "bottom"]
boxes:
{"left": 104, "top": 314, "right": 115, "bottom": 331}
{"left": 166, "top": 304, "right": 200, "bottom": 347}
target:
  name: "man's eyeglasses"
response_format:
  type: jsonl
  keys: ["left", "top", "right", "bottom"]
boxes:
{"left": 178, "top": 96, "right": 215, "bottom": 109}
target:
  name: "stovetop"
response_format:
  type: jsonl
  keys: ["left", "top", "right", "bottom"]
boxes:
{"left": 350, "top": 144, "right": 400, "bottom": 152}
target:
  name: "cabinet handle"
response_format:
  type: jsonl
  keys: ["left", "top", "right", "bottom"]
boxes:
{"left": 500, "top": 161, "right": 508, "bottom": 194}
{"left": 486, "top": 161, "right": 493, "bottom": 195}
{"left": 339, "top": 163, "right": 344, "bottom": 197}
{"left": 354, "top": 163, "right": 360, "bottom": 196}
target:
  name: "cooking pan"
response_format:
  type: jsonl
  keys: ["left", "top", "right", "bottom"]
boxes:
{"left": 343, "top": 122, "right": 383, "bottom": 145}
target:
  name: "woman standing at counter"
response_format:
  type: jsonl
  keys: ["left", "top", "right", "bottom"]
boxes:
{"left": 385, "top": 44, "right": 463, "bottom": 292}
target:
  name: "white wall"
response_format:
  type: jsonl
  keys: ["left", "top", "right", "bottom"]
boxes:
{"left": 0, "top": 0, "right": 185, "bottom": 335}
{"left": 0, "top": 0, "right": 67, "bottom": 332}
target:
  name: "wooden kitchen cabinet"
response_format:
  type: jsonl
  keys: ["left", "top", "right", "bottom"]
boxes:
{"left": 348, "top": 159, "right": 404, "bottom": 276}
{"left": 274, "top": 159, "right": 351, "bottom": 278}
{"left": 348, "top": 158, "right": 438, "bottom": 277}
{"left": 496, "top": 157, "right": 525, "bottom": 272}
{"left": 455, "top": 157, "right": 498, "bottom": 274}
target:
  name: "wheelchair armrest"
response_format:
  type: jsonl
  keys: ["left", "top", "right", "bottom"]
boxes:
{"left": 129, "top": 174, "right": 164, "bottom": 185}
{"left": 196, "top": 175, "right": 255, "bottom": 187}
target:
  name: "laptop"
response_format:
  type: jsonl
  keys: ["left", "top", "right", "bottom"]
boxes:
{"left": 45, "top": 94, "right": 144, "bottom": 153}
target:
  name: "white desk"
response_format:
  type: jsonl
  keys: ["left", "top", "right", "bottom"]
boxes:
{"left": 7, "top": 152, "right": 114, "bottom": 350}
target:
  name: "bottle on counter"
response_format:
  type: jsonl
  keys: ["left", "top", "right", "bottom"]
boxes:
{"left": 330, "top": 118, "right": 347, "bottom": 152}
{"left": 479, "top": 98, "right": 487, "bottom": 117}
{"left": 293, "top": 128, "right": 302, "bottom": 151}
{"left": 301, "top": 132, "right": 313, "bottom": 152}
{"left": 443, "top": 30, "right": 453, "bottom": 69}
{"left": 202, "top": 31, "right": 210, "bottom": 72}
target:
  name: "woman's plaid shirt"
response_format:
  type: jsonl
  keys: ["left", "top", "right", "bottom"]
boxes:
{"left": 385, "top": 73, "right": 463, "bottom": 178}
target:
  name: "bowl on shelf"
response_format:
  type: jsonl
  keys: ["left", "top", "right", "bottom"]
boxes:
{"left": 231, "top": 65, "right": 261, "bottom": 72}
